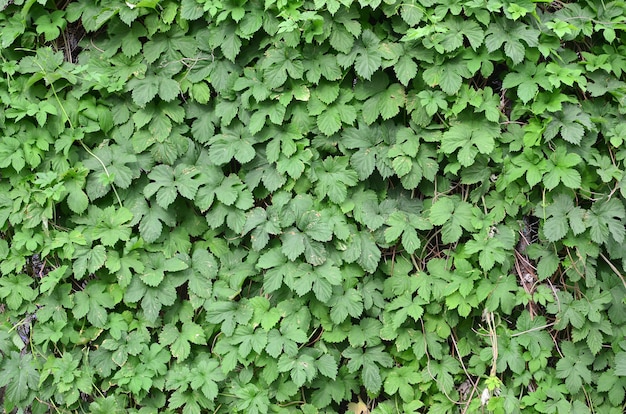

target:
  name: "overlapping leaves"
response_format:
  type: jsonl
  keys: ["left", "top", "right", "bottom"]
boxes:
{"left": 0, "top": 0, "right": 625, "bottom": 413}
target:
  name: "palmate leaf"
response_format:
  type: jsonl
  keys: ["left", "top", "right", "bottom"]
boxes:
{"left": 485, "top": 18, "right": 539, "bottom": 65}
{"left": 422, "top": 56, "right": 471, "bottom": 95}
{"left": 429, "top": 196, "right": 477, "bottom": 244}
{"left": 329, "top": 288, "right": 363, "bottom": 323}
{"left": 83, "top": 143, "right": 137, "bottom": 199}
{"left": 556, "top": 341, "right": 594, "bottom": 393}
{"left": 0, "top": 274, "right": 37, "bottom": 310}
{"left": 0, "top": 352, "right": 39, "bottom": 402}
{"left": 186, "top": 248, "right": 218, "bottom": 298}
{"left": 73, "top": 280, "right": 117, "bottom": 328}
{"left": 129, "top": 75, "right": 159, "bottom": 107}
{"left": 139, "top": 254, "right": 188, "bottom": 287}
{"left": 124, "top": 276, "right": 179, "bottom": 323}
{"left": 342, "top": 345, "right": 393, "bottom": 394}
{"left": 160, "top": 321, "right": 207, "bottom": 361}
{"left": 354, "top": 30, "right": 383, "bottom": 80}
{"left": 208, "top": 122, "right": 256, "bottom": 165}
{"left": 144, "top": 163, "right": 203, "bottom": 208}
{"left": 314, "top": 90, "right": 358, "bottom": 136}
{"left": 361, "top": 83, "right": 405, "bottom": 124}
{"left": 311, "top": 156, "right": 359, "bottom": 203}
{"left": 440, "top": 112, "right": 500, "bottom": 167}
{"left": 190, "top": 355, "right": 226, "bottom": 400}
{"left": 586, "top": 198, "right": 625, "bottom": 244}
{"left": 542, "top": 147, "right": 582, "bottom": 190}
{"left": 72, "top": 244, "right": 107, "bottom": 280}
{"left": 92, "top": 206, "right": 134, "bottom": 246}
{"left": 278, "top": 353, "right": 317, "bottom": 387}
{"left": 541, "top": 194, "right": 588, "bottom": 242}
{"left": 502, "top": 62, "right": 551, "bottom": 104}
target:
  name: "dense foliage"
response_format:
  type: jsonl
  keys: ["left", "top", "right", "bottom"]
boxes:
{"left": 1, "top": 0, "right": 626, "bottom": 412}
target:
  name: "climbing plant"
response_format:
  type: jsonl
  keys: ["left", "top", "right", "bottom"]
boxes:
{"left": 1, "top": 0, "right": 626, "bottom": 413}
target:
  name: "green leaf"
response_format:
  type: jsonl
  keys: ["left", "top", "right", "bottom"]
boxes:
{"left": 485, "top": 19, "right": 539, "bottom": 65}
{"left": 441, "top": 113, "right": 500, "bottom": 167}
{"left": 542, "top": 147, "right": 582, "bottom": 190}
{"left": 385, "top": 366, "right": 421, "bottom": 402}
{"left": 353, "top": 30, "right": 382, "bottom": 80}
{"left": 556, "top": 341, "right": 593, "bottom": 393}
{"left": 73, "top": 281, "right": 117, "bottom": 328}
{"left": 616, "top": 353, "right": 626, "bottom": 376}
{"left": 0, "top": 352, "right": 39, "bottom": 402}
{"left": 158, "top": 78, "right": 180, "bottom": 102}
{"left": 330, "top": 288, "right": 363, "bottom": 324}
{"left": 129, "top": 75, "right": 159, "bottom": 107}
{"left": 394, "top": 55, "right": 418, "bottom": 86}
{"left": 160, "top": 321, "right": 207, "bottom": 361}
{"left": 316, "top": 354, "right": 338, "bottom": 380}
{"left": 73, "top": 244, "right": 107, "bottom": 280}
{"left": 0, "top": 274, "right": 37, "bottom": 310}
{"left": 586, "top": 198, "right": 625, "bottom": 244}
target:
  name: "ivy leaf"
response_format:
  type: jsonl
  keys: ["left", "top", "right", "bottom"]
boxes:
{"left": 353, "top": 30, "right": 383, "bottom": 80}
{"left": 329, "top": 288, "right": 363, "bottom": 324}
{"left": 342, "top": 346, "right": 393, "bottom": 394}
{"left": 311, "top": 156, "right": 359, "bottom": 204}
{"left": 0, "top": 274, "right": 37, "bottom": 310}
{"left": 485, "top": 19, "right": 540, "bottom": 65}
{"left": 160, "top": 321, "right": 207, "bottom": 361}
{"left": 0, "top": 352, "right": 39, "bottom": 402}
{"left": 128, "top": 75, "right": 160, "bottom": 107}
{"left": 542, "top": 147, "right": 581, "bottom": 190}
{"left": 440, "top": 113, "right": 500, "bottom": 167}
{"left": 144, "top": 164, "right": 202, "bottom": 208}
{"left": 73, "top": 280, "right": 117, "bottom": 328}
{"left": 556, "top": 341, "right": 593, "bottom": 394}
{"left": 73, "top": 244, "right": 107, "bottom": 280}
{"left": 586, "top": 198, "right": 625, "bottom": 244}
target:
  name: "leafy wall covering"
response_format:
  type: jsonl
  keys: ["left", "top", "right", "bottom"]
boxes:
{"left": 1, "top": 0, "right": 626, "bottom": 413}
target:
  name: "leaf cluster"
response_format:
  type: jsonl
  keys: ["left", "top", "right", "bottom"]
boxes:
{"left": 0, "top": 0, "right": 626, "bottom": 413}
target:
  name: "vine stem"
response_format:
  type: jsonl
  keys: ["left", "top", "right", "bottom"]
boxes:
{"left": 78, "top": 140, "right": 123, "bottom": 207}
{"left": 36, "top": 58, "right": 123, "bottom": 207}
{"left": 599, "top": 252, "right": 626, "bottom": 290}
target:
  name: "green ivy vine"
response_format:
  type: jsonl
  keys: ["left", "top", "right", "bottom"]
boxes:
{"left": 1, "top": 0, "right": 626, "bottom": 413}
